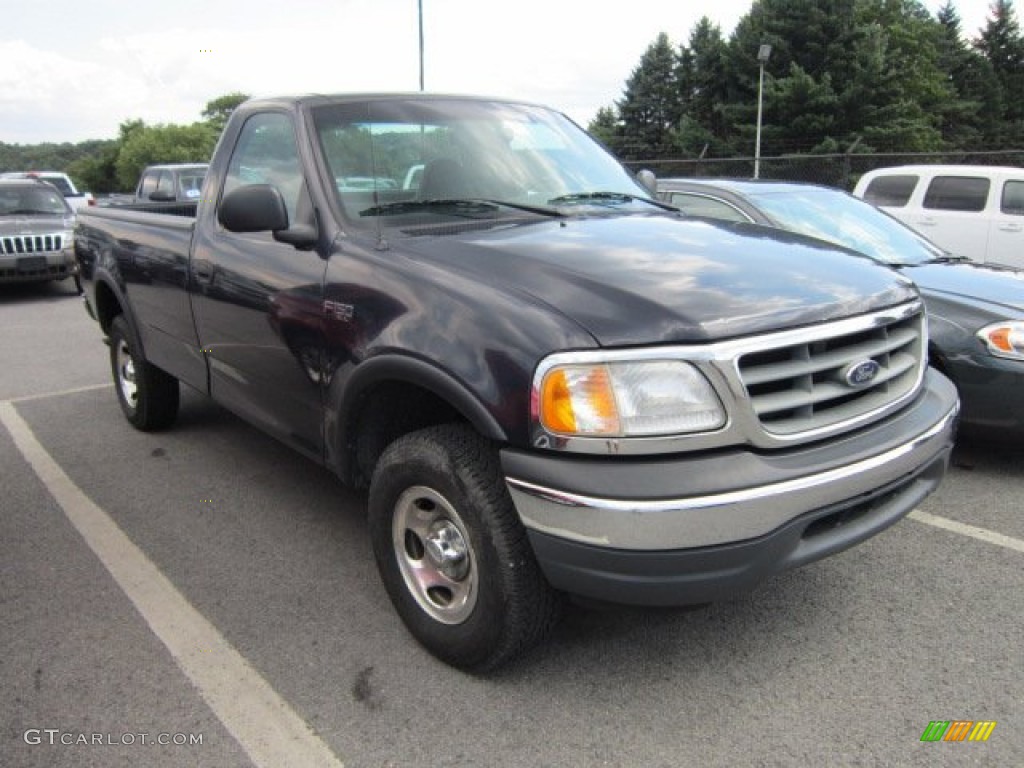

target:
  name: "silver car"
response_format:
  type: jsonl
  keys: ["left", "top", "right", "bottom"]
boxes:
{"left": 0, "top": 178, "right": 78, "bottom": 285}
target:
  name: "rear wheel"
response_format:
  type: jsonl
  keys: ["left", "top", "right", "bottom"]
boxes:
{"left": 368, "top": 424, "right": 561, "bottom": 671}
{"left": 109, "top": 314, "right": 179, "bottom": 431}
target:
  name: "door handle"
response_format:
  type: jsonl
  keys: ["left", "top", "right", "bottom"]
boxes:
{"left": 998, "top": 223, "right": 1023, "bottom": 233}
{"left": 192, "top": 261, "right": 214, "bottom": 283}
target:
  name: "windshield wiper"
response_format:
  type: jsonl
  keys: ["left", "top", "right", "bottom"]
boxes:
{"left": 547, "top": 191, "right": 677, "bottom": 212}
{"left": 359, "top": 199, "right": 499, "bottom": 217}
{"left": 6, "top": 208, "right": 56, "bottom": 216}
{"left": 359, "top": 198, "right": 564, "bottom": 219}
{"left": 929, "top": 253, "right": 971, "bottom": 263}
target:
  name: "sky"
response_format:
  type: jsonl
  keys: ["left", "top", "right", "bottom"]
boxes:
{"left": 0, "top": 0, "right": 998, "bottom": 146}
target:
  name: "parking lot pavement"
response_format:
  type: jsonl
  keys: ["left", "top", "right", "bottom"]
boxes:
{"left": 3, "top": 287, "right": 1023, "bottom": 767}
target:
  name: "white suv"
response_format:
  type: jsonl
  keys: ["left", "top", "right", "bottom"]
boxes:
{"left": 853, "top": 165, "right": 1024, "bottom": 268}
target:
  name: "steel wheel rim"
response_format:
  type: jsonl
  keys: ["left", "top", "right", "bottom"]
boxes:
{"left": 392, "top": 485, "right": 478, "bottom": 625}
{"left": 115, "top": 339, "right": 138, "bottom": 409}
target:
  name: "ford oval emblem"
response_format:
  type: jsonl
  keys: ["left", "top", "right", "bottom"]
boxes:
{"left": 843, "top": 359, "right": 881, "bottom": 388}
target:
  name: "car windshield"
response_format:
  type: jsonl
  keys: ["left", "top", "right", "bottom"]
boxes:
{"left": 0, "top": 186, "right": 70, "bottom": 216}
{"left": 312, "top": 98, "right": 650, "bottom": 226}
{"left": 748, "top": 187, "right": 946, "bottom": 266}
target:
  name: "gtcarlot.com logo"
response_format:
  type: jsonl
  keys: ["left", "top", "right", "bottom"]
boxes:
{"left": 23, "top": 729, "right": 203, "bottom": 746}
{"left": 920, "top": 720, "right": 997, "bottom": 742}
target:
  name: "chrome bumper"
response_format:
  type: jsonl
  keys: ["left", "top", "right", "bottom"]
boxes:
{"left": 504, "top": 374, "right": 959, "bottom": 552}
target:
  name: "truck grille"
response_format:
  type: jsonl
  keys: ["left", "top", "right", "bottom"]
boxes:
{"left": 737, "top": 309, "right": 924, "bottom": 436}
{"left": 1, "top": 234, "right": 66, "bottom": 254}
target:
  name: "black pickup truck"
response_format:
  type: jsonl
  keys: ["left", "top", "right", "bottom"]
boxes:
{"left": 76, "top": 93, "right": 959, "bottom": 670}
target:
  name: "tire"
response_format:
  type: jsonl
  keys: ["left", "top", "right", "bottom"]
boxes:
{"left": 368, "top": 424, "right": 561, "bottom": 671}
{"left": 109, "top": 314, "right": 179, "bottom": 431}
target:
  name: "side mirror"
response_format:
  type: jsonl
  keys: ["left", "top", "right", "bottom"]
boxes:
{"left": 149, "top": 189, "right": 176, "bottom": 202}
{"left": 218, "top": 184, "right": 289, "bottom": 232}
{"left": 218, "top": 183, "right": 319, "bottom": 249}
{"left": 636, "top": 169, "right": 658, "bottom": 196}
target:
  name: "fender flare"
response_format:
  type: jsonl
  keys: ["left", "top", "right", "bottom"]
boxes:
{"left": 336, "top": 353, "right": 509, "bottom": 445}
{"left": 92, "top": 270, "right": 147, "bottom": 357}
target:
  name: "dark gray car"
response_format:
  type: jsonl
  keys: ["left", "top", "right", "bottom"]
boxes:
{"left": 0, "top": 178, "right": 78, "bottom": 284}
{"left": 658, "top": 178, "right": 1024, "bottom": 438}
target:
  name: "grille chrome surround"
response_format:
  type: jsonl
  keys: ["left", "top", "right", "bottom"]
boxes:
{"left": 738, "top": 310, "right": 923, "bottom": 436}
{"left": 530, "top": 301, "right": 927, "bottom": 456}
{"left": 0, "top": 233, "right": 66, "bottom": 255}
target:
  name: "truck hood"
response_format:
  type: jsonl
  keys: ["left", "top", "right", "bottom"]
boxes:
{"left": 398, "top": 214, "right": 917, "bottom": 345}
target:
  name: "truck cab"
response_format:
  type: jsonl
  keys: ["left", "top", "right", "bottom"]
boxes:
{"left": 134, "top": 163, "right": 209, "bottom": 203}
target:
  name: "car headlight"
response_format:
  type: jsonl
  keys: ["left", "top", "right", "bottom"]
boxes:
{"left": 977, "top": 321, "right": 1024, "bottom": 361}
{"left": 536, "top": 359, "right": 726, "bottom": 437}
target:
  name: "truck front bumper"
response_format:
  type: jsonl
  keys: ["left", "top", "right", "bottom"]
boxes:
{"left": 501, "top": 369, "right": 959, "bottom": 606}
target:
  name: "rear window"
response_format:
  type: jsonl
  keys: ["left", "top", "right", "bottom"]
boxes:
{"left": 923, "top": 176, "right": 989, "bottom": 212}
{"left": 1001, "top": 180, "right": 1024, "bottom": 216}
{"left": 667, "top": 192, "right": 750, "bottom": 223}
{"left": 862, "top": 174, "right": 918, "bottom": 207}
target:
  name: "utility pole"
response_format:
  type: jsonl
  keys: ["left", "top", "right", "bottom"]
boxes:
{"left": 754, "top": 44, "right": 772, "bottom": 179}
{"left": 418, "top": 0, "right": 425, "bottom": 91}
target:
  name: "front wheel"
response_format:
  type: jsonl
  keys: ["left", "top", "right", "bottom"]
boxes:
{"left": 109, "top": 314, "right": 179, "bottom": 431}
{"left": 368, "top": 425, "right": 561, "bottom": 671}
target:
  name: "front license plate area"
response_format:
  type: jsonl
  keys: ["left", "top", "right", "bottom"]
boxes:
{"left": 17, "top": 256, "right": 47, "bottom": 273}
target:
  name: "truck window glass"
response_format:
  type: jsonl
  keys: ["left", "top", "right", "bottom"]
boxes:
{"left": 668, "top": 193, "right": 750, "bottom": 222}
{"left": 224, "top": 112, "right": 304, "bottom": 222}
{"left": 178, "top": 172, "right": 205, "bottom": 200}
{"left": 312, "top": 98, "right": 646, "bottom": 225}
{"left": 139, "top": 172, "right": 159, "bottom": 200}
{"left": 923, "top": 176, "right": 989, "bottom": 212}
{"left": 155, "top": 171, "right": 174, "bottom": 198}
{"left": 862, "top": 174, "right": 917, "bottom": 207}
{"left": 1001, "top": 180, "right": 1024, "bottom": 216}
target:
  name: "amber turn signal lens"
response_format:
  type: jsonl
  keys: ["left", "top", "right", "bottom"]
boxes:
{"left": 539, "top": 365, "right": 621, "bottom": 435}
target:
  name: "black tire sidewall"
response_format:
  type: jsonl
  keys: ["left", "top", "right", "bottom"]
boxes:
{"left": 108, "top": 314, "right": 178, "bottom": 431}
{"left": 368, "top": 426, "right": 537, "bottom": 670}
{"left": 109, "top": 315, "right": 143, "bottom": 425}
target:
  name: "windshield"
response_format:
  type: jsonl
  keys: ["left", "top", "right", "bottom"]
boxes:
{"left": 0, "top": 185, "right": 71, "bottom": 216}
{"left": 749, "top": 187, "right": 946, "bottom": 266}
{"left": 312, "top": 98, "right": 649, "bottom": 226}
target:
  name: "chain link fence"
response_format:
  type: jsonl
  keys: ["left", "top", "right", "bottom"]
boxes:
{"left": 624, "top": 150, "right": 1024, "bottom": 191}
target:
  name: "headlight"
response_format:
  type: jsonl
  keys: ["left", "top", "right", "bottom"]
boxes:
{"left": 536, "top": 359, "right": 726, "bottom": 437}
{"left": 977, "top": 321, "right": 1024, "bottom": 360}
{"left": 61, "top": 229, "right": 75, "bottom": 249}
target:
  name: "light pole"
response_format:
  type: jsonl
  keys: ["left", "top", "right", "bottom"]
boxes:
{"left": 418, "top": 0, "right": 425, "bottom": 91}
{"left": 754, "top": 43, "right": 772, "bottom": 179}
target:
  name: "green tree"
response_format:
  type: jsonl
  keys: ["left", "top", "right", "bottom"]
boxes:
{"left": 975, "top": 0, "right": 1024, "bottom": 140}
{"left": 671, "top": 18, "right": 732, "bottom": 157}
{"left": 936, "top": 2, "right": 1002, "bottom": 147}
{"left": 616, "top": 33, "right": 681, "bottom": 159}
{"left": 66, "top": 142, "right": 120, "bottom": 193}
{"left": 201, "top": 91, "right": 251, "bottom": 134}
{"left": 114, "top": 122, "right": 218, "bottom": 190}
{"left": 587, "top": 106, "right": 621, "bottom": 149}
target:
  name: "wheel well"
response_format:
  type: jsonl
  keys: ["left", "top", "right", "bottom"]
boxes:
{"left": 94, "top": 280, "right": 123, "bottom": 334}
{"left": 348, "top": 381, "right": 468, "bottom": 488}
{"left": 927, "top": 343, "right": 948, "bottom": 376}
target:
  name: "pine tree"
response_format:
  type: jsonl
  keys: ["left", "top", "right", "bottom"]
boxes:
{"left": 974, "top": 0, "right": 1024, "bottom": 140}
{"left": 615, "top": 33, "right": 681, "bottom": 159}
